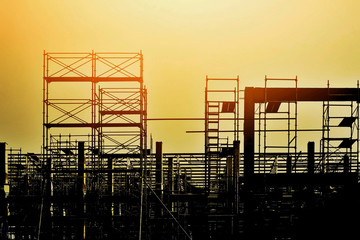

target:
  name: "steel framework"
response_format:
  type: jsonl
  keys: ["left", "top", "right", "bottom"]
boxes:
{"left": 0, "top": 55, "right": 359, "bottom": 240}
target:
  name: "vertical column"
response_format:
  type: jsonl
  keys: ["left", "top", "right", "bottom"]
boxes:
{"left": 243, "top": 88, "right": 255, "bottom": 239}
{"left": 140, "top": 51, "right": 144, "bottom": 175}
{"left": 0, "top": 143, "right": 7, "bottom": 239}
{"left": 167, "top": 157, "right": 173, "bottom": 218}
{"left": 155, "top": 142, "right": 163, "bottom": 217}
{"left": 343, "top": 154, "right": 349, "bottom": 174}
{"left": 244, "top": 87, "right": 255, "bottom": 178}
{"left": 233, "top": 141, "right": 240, "bottom": 214}
{"left": 233, "top": 141, "right": 240, "bottom": 237}
{"left": 154, "top": 142, "right": 163, "bottom": 239}
{"left": 168, "top": 157, "right": 173, "bottom": 193}
{"left": 0, "top": 143, "right": 5, "bottom": 190}
{"left": 307, "top": 142, "right": 314, "bottom": 175}
{"left": 42, "top": 156, "right": 52, "bottom": 239}
{"left": 205, "top": 77, "right": 209, "bottom": 192}
{"left": 77, "top": 142, "right": 85, "bottom": 240}
{"left": 286, "top": 155, "right": 292, "bottom": 174}
{"left": 107, "top": 157, "right": 113, "bottom": 229}
{"left": 226, "top": 156, "right": 233, "bottom": 192}
{"left": 107, "top": 157, "right": 113, "bottom": 195}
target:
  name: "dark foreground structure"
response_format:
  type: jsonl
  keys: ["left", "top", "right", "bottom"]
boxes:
{"left": 0, "top": 52, "right": 359, "bottom": 239}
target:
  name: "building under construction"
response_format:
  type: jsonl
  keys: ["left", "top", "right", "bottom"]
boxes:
{"left": 0, "top": 51, "right": 359, "bottom": 239}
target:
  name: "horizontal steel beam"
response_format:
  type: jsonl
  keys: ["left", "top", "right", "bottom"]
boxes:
{"left": 251, "top": 87, "right": 360, "bottom": 103}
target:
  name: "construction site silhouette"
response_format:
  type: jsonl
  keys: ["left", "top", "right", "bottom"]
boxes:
{"left": 0, "top": 52, "right": 359, "bottom": 239}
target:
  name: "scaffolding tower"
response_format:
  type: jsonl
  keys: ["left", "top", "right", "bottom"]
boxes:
{"left": 257, "top": 76, "right": 298, "bottom": 174}
{"left": 321, "top": 81, "right": 359, "bottom": 174}
{"left": 204, "top": 76, "right": 240, "bottom": 191}
{"left": 42, "top": 51, "right": 147, "bottom": 239}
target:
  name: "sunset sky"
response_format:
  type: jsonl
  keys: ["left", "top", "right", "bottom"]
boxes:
{"left": 1, "top": 0, "right": 360, "bottom": 153}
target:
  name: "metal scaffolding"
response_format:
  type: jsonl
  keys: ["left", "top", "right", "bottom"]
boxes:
{"left": 321, "top": 80, "right": 359, "bottom": 174}
{"left": 257, "top": 76, "right": 298, "bottom": 174}
{"left": 1, "top": 54, "right": 359, "bottom": 240}
{"left": 204, "top": 76, "right": 240, "bottom": 192}
{"left": 41, "top": 51, "right": 147, "bottom": 239}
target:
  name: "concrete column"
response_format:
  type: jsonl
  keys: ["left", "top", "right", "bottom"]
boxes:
{"left": 0, "top": 143, "right": 5, "bottom": 189}
{"left": 226, "top": 156, "right": 233, "bottom": 192}
{"left": 343, "top": 154, "right": 350, "bottom": 174}
{"left": 155, "top": 142, "right": 163, "bottom": 217}
{"left": 233, "top": 141, "right": 240, "bottom": 215}
{"left": 244, "top": 87, "right": 255, "bottom": 179}
{"left": 77, "top": 142, "right": 85, "bottom": 240}
{"left": 107, "top": 157, "right": 113, "bottom": 195}
{"left": 286, "top": 155, "right": 292, "bottom": 174}
{"left": 168, "top": 157, "right": 173, "bottom": 192}
{"left": 307, "top": 142, "right": 314, "bottom": 175}
{"left": 0, "top": 143, "right": 6, "bottom": 240}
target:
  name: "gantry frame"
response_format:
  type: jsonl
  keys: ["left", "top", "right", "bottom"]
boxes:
{"left": 244, "top": 87, "right": 360, "bottom": 178}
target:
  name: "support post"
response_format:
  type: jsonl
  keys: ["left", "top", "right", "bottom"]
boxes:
{"left": 155, "top": 142, "right": 163, "bottom": 217}
{"left": 343, "top": 154, "right": 350, "bottom": 174}
{"left": 0, "top": 143, "right": 5, "bottom": 190}
{"left": 77, "top": 142, "right": 85, "bottom": 240}
{"left": 108, "top": 157, "right": 113, "bottom": 195}
{"left": 244, "top": 87, "right": 255, "bottom": 179}
{"left": 307, "top": 142, "right": 314, "bottom": 175}
{"left": 226, "top": 156, "right": 233, "bottom": 193}
{"left": 107, "top": 157, "right": 113, "bottom": 234}
{"left": 243, "top": 88, "right": 255, "bottom": 240}
{"left": 168, "top": 157, "right": 173, "bottom": 193}
{"left": 0, "top": 143, "right": 7, "bottom": 239}
{"left": 286, "top": 155, "right": 292, "bottom": 174}
{"left": 233, "top": 141, "right": 240, "bottom": 214}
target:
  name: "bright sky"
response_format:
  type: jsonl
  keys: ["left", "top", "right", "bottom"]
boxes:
{"left": 1, "top": 0, "right": 360, "bottom": 153}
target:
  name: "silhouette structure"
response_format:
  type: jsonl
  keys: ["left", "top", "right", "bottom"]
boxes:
{"left": 0, "top": 52, "right": 359, "bottom": 239}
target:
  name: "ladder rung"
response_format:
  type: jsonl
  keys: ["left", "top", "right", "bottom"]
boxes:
{"left": 328, "top": 116, "right": 352, "bottom": 119}
{"left": 265, "top": 146, "right": 296, "bottom": 149}
{"left": 322, "top": 138, "right": 351, "bottom": 141}
{"left": 324, "top": 103, "right": 353, "bottom": 107}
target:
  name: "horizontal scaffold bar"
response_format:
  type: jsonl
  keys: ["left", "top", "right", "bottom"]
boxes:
{"left": 100, "top": 110, "right": 144, "bottom": 115}
{"left": 51, "top": 169, "right": 141, "bottom": 173}
{"left": 44, "top": 123, "right": 142, "bottom": 128}
{"left": 45, "top": 77, "right": 142, "bottom": 82}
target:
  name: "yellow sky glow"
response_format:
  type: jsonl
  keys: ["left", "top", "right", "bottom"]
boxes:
{"left": 1, "top": 0, "right": 360, "bottom": 153}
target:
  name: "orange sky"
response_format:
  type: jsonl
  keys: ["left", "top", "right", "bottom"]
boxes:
{"left": 1, "top": 0, "right": 360, "bottom": 153}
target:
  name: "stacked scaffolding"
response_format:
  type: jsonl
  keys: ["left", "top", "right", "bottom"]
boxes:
{"left": 41, "top": 51, "right": 147, "bottom": 239}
